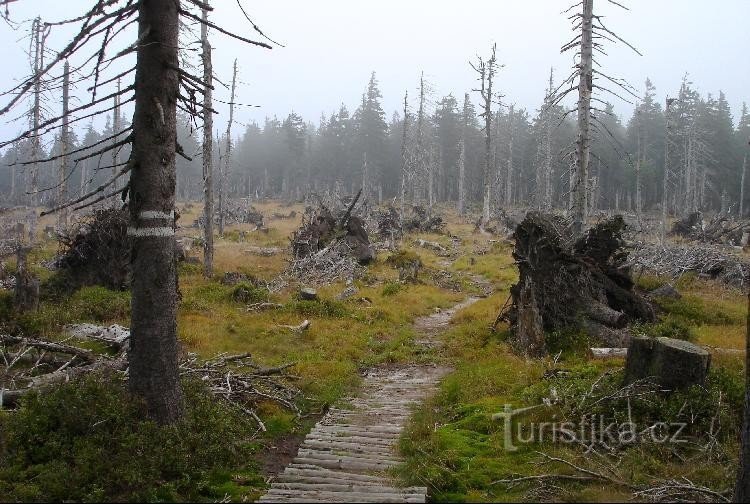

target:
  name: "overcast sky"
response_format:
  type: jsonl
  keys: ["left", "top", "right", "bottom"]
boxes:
{"left": 0, "top": 0, "right": 748, "bottom": 146}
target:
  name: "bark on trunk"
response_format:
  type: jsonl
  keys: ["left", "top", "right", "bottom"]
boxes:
{"left": 127, "top": 0, "right": 184, "bottom": 424}
{"left": 219, "top": 59, "right": 237, "bottom": 235}
{"left": 571, "top": 0, "right": 593, "bottom": 234}
{"left": 58, "top": 60, "right": 70, "bottom": 229}
{"left": 201, "top": 2, "right": 214, "bottom": 277}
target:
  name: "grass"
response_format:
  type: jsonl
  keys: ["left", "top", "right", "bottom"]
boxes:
{"left": 2, "top": 201, "right": 748, "bottom": 502}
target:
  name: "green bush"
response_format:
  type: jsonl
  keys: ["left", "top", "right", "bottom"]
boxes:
{"left": 385, "top": 250, "right": 422, "bottom": 269}
{"left": 231, "top": 283, "right": 269, "bottom": 304}
{"left": 634, "top": 316, "right": 695, "bottom": 341}
{"left": 657, "top": 295, "right": 740, "bottom": 325}
{"left": 0, "top": 374, "right": 261, "bottom": 502}
{"left": 381, "top": 281, "right": 402, "bottom": 297}
{"left": 68, "top": 286, "right": 131, "bottom": 322}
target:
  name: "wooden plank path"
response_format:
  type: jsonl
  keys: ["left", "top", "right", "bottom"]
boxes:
{"left": 258, "top": 297, "right": 480, "bottom": 503}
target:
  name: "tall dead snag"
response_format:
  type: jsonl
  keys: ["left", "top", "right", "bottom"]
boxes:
{"left": 558, "top": 0, "right": 641, "bottom": 234}
{"left": 201, "top": 1, "right": 214, "bottom": 277}
{"left": 127, "top": 0, "right": 184, "bottom": 424}
{"left": 470, "top": 44, "right": 499, "bottom": 223}
{"left": 505, "top": 104, "right": 514, "bottom": 205}
{"left": 536, "top": 69, "right": 555, "bottom": 210}
{"left": 58, "top": 60, "right": 70, "bottom": 229}
{"left": 399, "top": 90, "right": 409, "bottom": 216}
{"left": 741, "top": 154, "right": 747, "bottom": 218}
{"left": 29, "top": 17, "right": 44, "bottom": 209}
{"left": 219, "top": 59, "right": 237, "bottom": 236}
{"left": 570, "top": 0, "right": 593, "bottom": 234}
{"left": 457, "top": 92, "right": 469, "bottom": 216}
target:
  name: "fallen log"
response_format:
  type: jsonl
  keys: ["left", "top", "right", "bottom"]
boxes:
{"left": 244, "top": 246, "right": 281, "bottom": 257}
{"left": 589, "top": 348, "right": 628, "bottom": 359}
{"left": 246, "top": 302, "right": 283, "bottom": 312}
{"left": 414, "top": 239, "right": 448, "bottom": 255}
{"left": 0, "top": 334, "right": 98, "bottom": 364}
{"left": 279, "top": 320, "right": 311, "bottom": 333}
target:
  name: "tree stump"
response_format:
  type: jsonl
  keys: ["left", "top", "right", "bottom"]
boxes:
{"left": 13, "top": 247, "right": 39, "bottom": 312}
{"left": 623, "top": 336, "right": 711, "bottom": 390}
{"left": 512, "top": 276, "right": 546, "bottom": 357}
{"left": 300, "top": 287, "right": 318, "bottom": 301}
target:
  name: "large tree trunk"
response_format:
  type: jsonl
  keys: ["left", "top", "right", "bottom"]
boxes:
{"left": 201, "top": 2, "right": 214, "bottom": 277}
{"left": 127, "top": 0, "right": 184, "bottom": 424}
{"left": 58, "top": 60, "right": 70, "bottom": 229}
{"left": 570, "top": 0, "right": 593, "bottom": 234}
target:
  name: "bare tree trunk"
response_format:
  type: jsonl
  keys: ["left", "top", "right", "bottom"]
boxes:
{"left": 505, "top": 104, "right": 514, "bottom": 206}
{"left": 29, "top": 17, "right": 44, "bottom": 208}
{"left": 635, "top": 108, "right": 642, "bottom": 220}
{"left": 741, "top": 155, "right": 747, "bottom": 218}
{"left": 570, "top": 0, "right": 593, "bottom": 234}
{"left": 458, "top": 93, "right": 468, "bottom": 215}
{"left": 58, "top": 60, "right": 70, "bottom": 229}
{"left": 661, "top": 98, "right": 673, "bottom": 241}
{"left": 416, "top": 72, "right": 426, "bottom": 205}
{"left": 112, "top": 78, "right": 121, "bottom": 202}
{"left": 128, "top": 0, "right": 184, "bottom": 425}
{"left": 471, "top": 45, "right": 497, "bottom": 223}
{"left": 201, "top": 2, "right": 214, "bottom": 277}
{"left": 219, "top": 59, "right": 237, "bottom": 236}
{"left": 362, "top": 151, "right": 368, "bottom": 196}
{"left": 399, "top": 90, "right": 409, "bottom": 215}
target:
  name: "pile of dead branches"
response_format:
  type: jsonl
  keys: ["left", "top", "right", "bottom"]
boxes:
{"left": 55, "top": 208, "right": 131, "bottom": 291}
{"left": 503, "top": 213, "right": 654, "bottom": 355}
{"left": 283, "top": 190, "right": 373, "bottom": 286}
{"left": 402, "top": 205, "right": 445, "bottom": 233}
{"left": 631, "top": 241, "right": 749, "bottom": 289}
{"left": 671, "top": 211, "right": 750, "bottom": 246}
{"left": 0, "top": 327, "right": 301, "bottom": 432}
{"left": 193, "top": 201, "right": 264, "bottom": 228}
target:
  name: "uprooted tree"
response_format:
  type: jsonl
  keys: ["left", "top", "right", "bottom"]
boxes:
{"left": 504, "top": 213, "right": 655, "bottom": 356}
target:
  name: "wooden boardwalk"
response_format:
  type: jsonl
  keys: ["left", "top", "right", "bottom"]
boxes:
{"left": 258, "top": 297, "right": 479, "bottom": 504}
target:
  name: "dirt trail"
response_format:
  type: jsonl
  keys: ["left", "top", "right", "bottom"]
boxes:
{"left": 258, "top": 296, "right": 479, "bottom": 504}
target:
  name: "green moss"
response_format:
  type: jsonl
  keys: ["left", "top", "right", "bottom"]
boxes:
{"left": 385, "top": 250, "right": 422, "bottom": 269}
{"left": 285, "top": 299, "right": 349, "bottom": 318}
{"left": 0, "top": 374, "right": 262, "bottom": 502}
{"left": 657, "top": 295, "right": 742, "bottom": 325}
{"left": 634, "top": 316, "right": 695, "bottom": 341}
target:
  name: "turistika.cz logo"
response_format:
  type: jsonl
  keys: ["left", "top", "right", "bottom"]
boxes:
{"left": 492, "top": 403, "right": 688, "bottom": 452}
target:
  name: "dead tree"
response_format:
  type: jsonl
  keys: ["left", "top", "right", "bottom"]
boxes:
{"left": 414, "top": 72, "right": 427, "bottom": 204}
{"left": 569, "top": 0, "right": 593, "bottom": 234}
{"left": 536, "top": 69, "right": 555, "bottom": 210}
{"left": 219, "top": 58, "right": 237, "bottom": 236}
{"left": 470, "top": 44, "right": 499, "bottom": 223}
{"left": 29, "top": 17, "right": 45, "bottom": 209}
{"left": 741, "top": 154, "right": 747, "bottom": 218}
{"left": 505, "top": 103, "right": 514, "bottom": 206}
{"left": 457, "top": 92, "right": 469, "bottom": 215}
{"left": 57, "top": 60, "right": 70, "bottom": 229}
{"left": 1, "top": 0, "right": 273, "bottom": 424}
{"left": 399, "top": 90, "right": 409, "bottom": 215}
{"left": 558, "top": 0, "right": 641, "bottom": 233}
{"left": 201, "top": 1, "right": 214, "bottom": 277}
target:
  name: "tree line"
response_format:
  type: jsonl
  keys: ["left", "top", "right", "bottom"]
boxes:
{"left": 2, "top": 73, "right": 748, "bottom": 218}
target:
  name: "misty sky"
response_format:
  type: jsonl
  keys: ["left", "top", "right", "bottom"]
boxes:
{"left": 0, "top": 0, "right": 748, "bottom": 147}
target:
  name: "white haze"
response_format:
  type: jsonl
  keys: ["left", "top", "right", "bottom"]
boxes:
{"left": 0, "top": 0, "right": 748, "bottom": 147}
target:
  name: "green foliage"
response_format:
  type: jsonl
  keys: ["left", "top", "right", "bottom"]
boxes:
{"left": 385, "top": 250, "right": 422, "bottom": 269}
{"left": 0, "top": 374, "right": 262, "bottom": 502}
{"left": 656, "top": 295, "right": 741, "bottom": 325}
{"left": 68, "top": 286, "right": 130, "bottom": 322}
{"left": 547, "top": 327, "right": 589, "bottom": 355}
{"left": 634, "top": 317, "right": 695, "bottom": 341}
{"left": 635, "top": 274, "right": 667, "bottom": 291}
{"left": 381, "top": 281, "right": 402, "bottom": 297}
{"left": 231, "top": 283, "right": 269, "bottom": 304}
